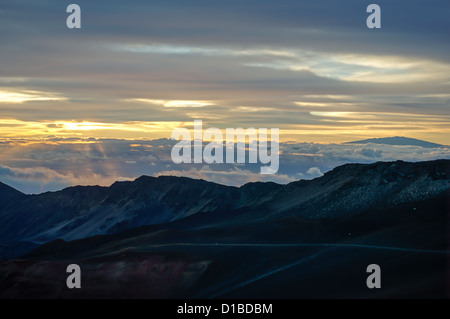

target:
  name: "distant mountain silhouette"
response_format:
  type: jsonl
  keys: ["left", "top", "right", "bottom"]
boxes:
{"left": 345, "top": 136, "right": 443, "bottom": 148}
{"left": 0, "top": 160, "right": 448, "bottom": 298}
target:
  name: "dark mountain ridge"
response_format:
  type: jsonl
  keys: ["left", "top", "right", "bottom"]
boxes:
{"left": 0, "top": 160, "right": 448, "bottom": 259}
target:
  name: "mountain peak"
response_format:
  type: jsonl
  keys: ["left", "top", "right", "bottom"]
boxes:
{"left": 0, "top": 181, "right": 24, "bottom": 197}
{"left": 0, "top": 181, "right": 25, "bottom": 209}
{"left": 345, "top": 136, "right": 443, "bottom": 148}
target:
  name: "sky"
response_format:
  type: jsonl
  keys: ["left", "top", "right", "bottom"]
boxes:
{"left": 1, "top": 0, "right": 449, "bottom": 193}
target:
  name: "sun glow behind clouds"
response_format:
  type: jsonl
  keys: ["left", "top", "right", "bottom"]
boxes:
{"left": 128, "top": 99, "right": 213, "bottom": 108}
{"left": 0, "top": 89, "right": 67, "bottom": 103}
{"left": 1, "top": 108, "right": 449, "bottom": 143}
{"left": 0, "top": 119, "right": 186, "bottom": 139}
{"left": 310, "top": 111, "right": 377, "bottom": 119}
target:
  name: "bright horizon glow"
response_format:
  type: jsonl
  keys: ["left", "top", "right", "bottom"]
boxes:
{"left": 0, "top": 117, "right": 448, "bottom": 145}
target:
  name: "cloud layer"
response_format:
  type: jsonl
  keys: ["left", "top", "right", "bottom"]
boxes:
{"left": 1, "top": 138, "right": 449, "bottom": 194}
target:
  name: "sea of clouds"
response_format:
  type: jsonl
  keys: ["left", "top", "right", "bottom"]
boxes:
{"left": 0, "top": 138, "right": 449, "bottom": 194}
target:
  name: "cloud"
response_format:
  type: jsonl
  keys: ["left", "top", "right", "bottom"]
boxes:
{"left": 359, "top": 148, "right": 383, "bottom": 158}
{"left": 0, "top": 163, "right": 132, "bottom": 194}
{"left": 0, "top": 89, "right": 67, "bottom": 103}
{"left": 305, "top": 167, "right": 324, "bottom": 178}
{"left": 0, "top": 163, "right": 76, "bottom": 194}
{"left": 126, "top": 99, "right": 213, "bottom": 108}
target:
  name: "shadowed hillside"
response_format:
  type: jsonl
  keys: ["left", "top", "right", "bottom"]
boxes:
{"left": 0, "top": 160, "right": 448, "bottom": 298}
